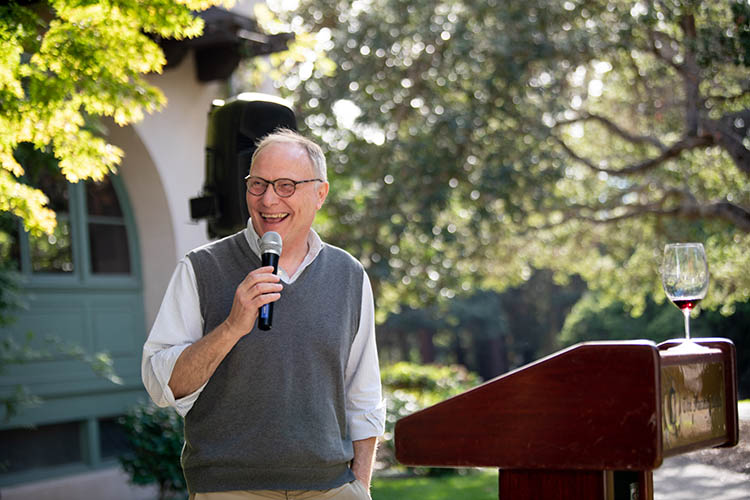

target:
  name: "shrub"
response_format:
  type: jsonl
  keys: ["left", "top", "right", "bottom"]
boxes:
{"left": 118, "top": 401, "right": 186, "bottom": 500}
{"left": 380, "top": 362, "right": 481, "bottom": 472}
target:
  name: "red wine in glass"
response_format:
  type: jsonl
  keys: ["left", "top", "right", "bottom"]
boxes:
{"left": 672, "top": 298, "right": 702, "bottom": 311}
{"left": 661, "top": 243, "right": 709, "bottom": 340}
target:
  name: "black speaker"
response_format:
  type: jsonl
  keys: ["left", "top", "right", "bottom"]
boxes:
{"left": 190, "top": 93, "right": 297, "bottom": 238}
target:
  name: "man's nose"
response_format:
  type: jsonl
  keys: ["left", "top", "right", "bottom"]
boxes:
{"left": 261, "top": 184, "right": 281, "bottom": 204}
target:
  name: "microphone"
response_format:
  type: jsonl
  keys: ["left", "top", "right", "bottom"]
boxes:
{"left": 258, "top": 231, "right": 282, "bottom": 330}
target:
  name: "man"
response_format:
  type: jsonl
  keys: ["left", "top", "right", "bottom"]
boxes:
{"left": 142, "top": 129, "right": 385, "bottom": 500}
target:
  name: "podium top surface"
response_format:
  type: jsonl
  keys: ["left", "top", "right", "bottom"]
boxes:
{"left": 395, "top": 338, "right": 737, "bottom": 471}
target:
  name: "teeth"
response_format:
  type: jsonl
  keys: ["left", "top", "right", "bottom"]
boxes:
{"left": 262, "top": 213, "right": 287, "bottom": 219}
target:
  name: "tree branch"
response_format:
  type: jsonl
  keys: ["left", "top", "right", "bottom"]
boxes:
{"left": 553, "top": 134, "right": 713, "bottom": 176}
{"left": 556, "top": 194, "right": 750, "bottom": 233}
{"left": 555, "top": 113, "right": 666, "bottom": 150}
{"left": 647, "top": 28, "right": 682, "bottom": 71}
{"left": 702, "top": 109, "right": 750, "bottom": 177}
{"left": 689, "top": 201, "right": 750, "bottom": 232}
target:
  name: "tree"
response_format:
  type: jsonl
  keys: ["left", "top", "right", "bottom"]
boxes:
{"left": 0, "top": 0, "right": 226, "bottom": 237}
{"left": 377, "top": 272, "right": 583, "bottom": 380}
{"left": 258, "top": 0, "right": 750, "bottom": 316}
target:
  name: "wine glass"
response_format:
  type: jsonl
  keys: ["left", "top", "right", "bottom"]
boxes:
{"left": 661, "top": 243, "right": 709, "bottom": 340}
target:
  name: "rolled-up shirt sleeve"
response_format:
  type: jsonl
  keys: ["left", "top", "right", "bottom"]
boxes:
{"left": 345, "top": 272, "right": 386, "bottom": 441}
{"left": 141, "top": 257, "right": 206, "bottom": 417}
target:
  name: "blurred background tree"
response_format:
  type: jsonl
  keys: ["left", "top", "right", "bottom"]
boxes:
{"left": 377, "top": 273, "right": 584, "bottom": 380}
{"left": 255, "top": 0, "right": 749, "bottom": 316}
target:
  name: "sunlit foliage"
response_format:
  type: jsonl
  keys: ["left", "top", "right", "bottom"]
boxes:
{"left": 0, "top": 0, "right": 229, "bottom": 236}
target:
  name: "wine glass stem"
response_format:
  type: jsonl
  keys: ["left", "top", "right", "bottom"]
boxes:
{"left": 683, "top": 309, "right": 691, "bottom": 340}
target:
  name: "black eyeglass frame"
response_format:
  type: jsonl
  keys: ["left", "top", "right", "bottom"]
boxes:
{"left": 245, "top": 176, "right": 324, "bottom": 198}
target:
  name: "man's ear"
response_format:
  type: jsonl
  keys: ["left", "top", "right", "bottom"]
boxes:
{"left": 316, "top": 181, "right": 329, "bottom": 210}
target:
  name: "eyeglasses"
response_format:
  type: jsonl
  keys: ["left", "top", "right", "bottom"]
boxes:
{"left": 245, "top": 176, "right": 324, "bottom": 198}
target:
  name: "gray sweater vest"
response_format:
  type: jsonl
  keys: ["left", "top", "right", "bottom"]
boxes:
{"left": 182, "top": 231, "right": 363, "bottom": 493}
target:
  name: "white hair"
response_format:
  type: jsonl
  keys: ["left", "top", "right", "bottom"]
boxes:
{"left": 251, "top": 129, "right": 327, "bottom": 181}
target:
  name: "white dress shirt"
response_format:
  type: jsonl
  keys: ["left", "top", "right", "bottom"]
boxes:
{"left": 141, "top": 220, "right": 385, "bottom": 441}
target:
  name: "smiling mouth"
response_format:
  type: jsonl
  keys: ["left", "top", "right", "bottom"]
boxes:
{"left": 261, "top": 212, "right": 289, "bottom": 223}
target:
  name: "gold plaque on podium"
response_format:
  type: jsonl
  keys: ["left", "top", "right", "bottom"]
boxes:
{"left": 661, "top": 348, "right": 727, "bottom": 455}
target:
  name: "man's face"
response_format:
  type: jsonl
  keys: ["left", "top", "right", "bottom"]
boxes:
{"left": 247, "top": 143, "right": 328, "bottom": 255}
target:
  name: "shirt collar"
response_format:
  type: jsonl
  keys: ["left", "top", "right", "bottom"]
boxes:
{"left": 243, "top": 219, "right": 323, "bottom": 282}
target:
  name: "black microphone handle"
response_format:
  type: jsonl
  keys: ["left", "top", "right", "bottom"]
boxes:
{"left": 258, "top": 252, "right": 280, "bottom": 331}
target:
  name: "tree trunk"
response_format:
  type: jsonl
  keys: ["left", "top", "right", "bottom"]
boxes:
{"left": 418, "top": 328, "right": 436, "bottom": 363}
{"left": 397, "top": 329, "right": 411, "bottom": 361}
{"left": 453, "top": 330, "right": 467, "bottom": 367}
{"left": 680, "top": 14, "right": 700, "bottom": 136}
{"left": 475, "top": 334, "right": 510, "bottom": 380}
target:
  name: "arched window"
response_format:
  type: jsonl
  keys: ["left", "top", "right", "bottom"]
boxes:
{"left": 1, "top": 163, "right": 146, "bottom": 484}
{"left": 86, "top": 178, "right": 132, "bottom": 274}
{"left": 4, "top": 166, "right": 138, "bottom": 281}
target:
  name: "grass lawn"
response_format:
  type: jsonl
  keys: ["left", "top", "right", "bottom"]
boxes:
{"left": 371, "top": 469, "right": 498, "bottom": 500}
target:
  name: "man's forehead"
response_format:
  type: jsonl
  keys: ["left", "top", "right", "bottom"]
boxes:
{"left": 252, "top": 143, "right": 313, "bottom": 174}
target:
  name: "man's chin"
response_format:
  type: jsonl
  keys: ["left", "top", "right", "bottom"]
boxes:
{"left": 258, "top": 222, "right": 288, "bottom": 238}
{"left": 252, "top": 217, "right": 284, "bottom": 235}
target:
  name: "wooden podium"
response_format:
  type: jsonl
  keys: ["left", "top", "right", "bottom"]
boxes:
{"left": 394, "top": 338, "right": 739, "bottom": 500}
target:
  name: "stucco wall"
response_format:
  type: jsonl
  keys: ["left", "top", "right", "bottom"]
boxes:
{"left": 136, "top": 56, "right": 222, "bottom": 262}
{"left": 113, "top": 54, "right": 223, "bottom": 329}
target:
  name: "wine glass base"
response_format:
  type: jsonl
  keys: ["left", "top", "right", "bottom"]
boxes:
{"left": 663, "top": 338, "right": 714, "bottom": 354}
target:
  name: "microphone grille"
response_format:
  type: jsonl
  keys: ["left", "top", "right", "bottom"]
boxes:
{"left": 259, "top": 231, "right": 283, "bottom": 255}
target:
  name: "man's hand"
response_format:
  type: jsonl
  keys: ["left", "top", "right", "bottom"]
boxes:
{"left": 168, "top": 267, "right": 282, "bottom": 399}
{"left": 224, "top": 266, "right": 282, "bottom": 336}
